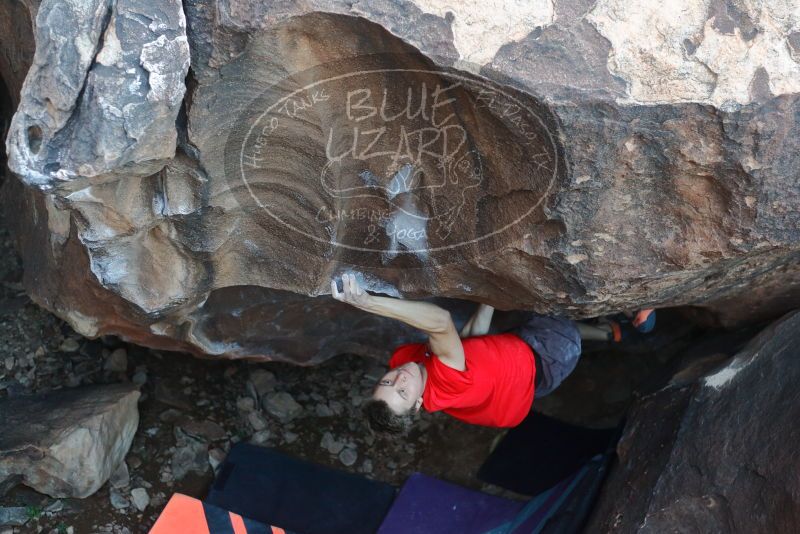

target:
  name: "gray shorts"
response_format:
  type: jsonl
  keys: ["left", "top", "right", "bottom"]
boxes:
{"left": 507, "top": 313, "right": 582, "bottom": 398}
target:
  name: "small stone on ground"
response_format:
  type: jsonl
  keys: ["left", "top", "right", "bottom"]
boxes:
{"left": 130, "top": 488, "right": 149, "bottom": 511}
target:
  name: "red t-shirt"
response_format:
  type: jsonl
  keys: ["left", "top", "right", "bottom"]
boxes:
{"left": 389, "top": 333, "right": 536, "bottom": 427}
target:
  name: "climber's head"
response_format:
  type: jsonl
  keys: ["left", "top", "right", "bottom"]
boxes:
{"left": 363, "top": 362, "right": 425, "bottom": 434}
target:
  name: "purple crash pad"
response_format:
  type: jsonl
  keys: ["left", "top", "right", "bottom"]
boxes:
{"left": 377, "top": 473, "right": 525, "bottom": 534}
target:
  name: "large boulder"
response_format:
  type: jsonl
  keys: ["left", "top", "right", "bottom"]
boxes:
{"left": 2, "top": 0, "right": 799, "bottom": 362}
{"left": 586, "top": 311, "right": 800, "bottom": 532}
{"left": 0, "top": 383, "right": 140, "bottom": 498}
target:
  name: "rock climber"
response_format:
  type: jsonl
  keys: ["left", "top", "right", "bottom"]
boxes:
{"left": 330, "top": 274, "right": 583, "bottom": 434}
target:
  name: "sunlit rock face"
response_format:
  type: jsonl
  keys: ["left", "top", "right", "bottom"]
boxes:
{"left": 2, "top": 0, "right": 800, "bottom": 363}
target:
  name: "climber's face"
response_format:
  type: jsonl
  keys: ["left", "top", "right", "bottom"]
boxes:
{"left": 372, "top": 362, "right": 425, "bottom": 415}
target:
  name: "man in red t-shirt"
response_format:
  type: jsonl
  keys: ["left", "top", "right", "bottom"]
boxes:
{"left": 331, "top": 274, "right": 583, "bottom": 433}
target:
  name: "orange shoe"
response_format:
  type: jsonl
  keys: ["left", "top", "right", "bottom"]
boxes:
{"left": 609, "top": 321, "right": 623, "bottom": 342}
{"left": 632, "top": 309, "right": 656, "bottom": 333}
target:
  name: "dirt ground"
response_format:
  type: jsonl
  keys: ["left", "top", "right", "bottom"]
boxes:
{"left": 0, "top": 205, "right": 703, "bottom": 533}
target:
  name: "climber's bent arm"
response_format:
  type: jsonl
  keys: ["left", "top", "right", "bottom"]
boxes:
{"left": 331, "top": 274, "right": 465, "bottom": 371}
{"left": 460, "top": 303, "right": 494, "bottom": 337}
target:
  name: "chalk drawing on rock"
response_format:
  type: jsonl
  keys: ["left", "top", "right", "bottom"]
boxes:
{"left": 223, "top": 53, "right": 562, "bottom": 268}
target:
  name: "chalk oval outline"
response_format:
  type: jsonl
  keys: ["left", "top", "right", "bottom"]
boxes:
{"left": 236, "top": 64, "right": 560, "bottom": 254}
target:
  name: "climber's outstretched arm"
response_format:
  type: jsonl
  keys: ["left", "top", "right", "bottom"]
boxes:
{"left": 331, "top": 274, "right": 465, "bottom": 370}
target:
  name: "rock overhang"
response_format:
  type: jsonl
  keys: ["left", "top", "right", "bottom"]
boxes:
{"left": 0, "top": 1, "right": 798, "bottom": 363}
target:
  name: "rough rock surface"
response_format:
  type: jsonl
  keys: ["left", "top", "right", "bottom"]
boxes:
{"left": 2, "top": 0, "right": 800, "bottom": 363}
{"left": 0, "top": 383, "right": 140, "bottom": 498}
{"left": 5, "top": 0, "right": 190, "bottom": 186}
{"left": 587, "top": 311, "right": 800, "bottom": 533}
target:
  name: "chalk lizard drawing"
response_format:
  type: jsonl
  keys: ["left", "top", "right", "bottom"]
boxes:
{"left": 320, "top": 149, "right": 483, "bottom": 241}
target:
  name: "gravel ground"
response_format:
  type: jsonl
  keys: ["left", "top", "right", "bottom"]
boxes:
{"left": 0, "top": 203, "right": 697, "bottom": 533}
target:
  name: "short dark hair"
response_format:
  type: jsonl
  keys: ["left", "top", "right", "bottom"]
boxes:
{"left": 363, "top": 398, "right": 412, "bottom": 434}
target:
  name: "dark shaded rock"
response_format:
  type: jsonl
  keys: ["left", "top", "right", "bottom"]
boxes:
{"left": 263, "top": 391, "right": 303, "bottom": 421}
{"left": 587, "top": 311, "right": 800, "bottom": 533}
{"left": 169, "top": 439, "right": 208, "bottom": 481}
{"left": 320, "top": 432, "right": 344, "bottom": 455}
{"left": 246, "top": 410, "right": 267, "bottom": 431}
{"left": 208, "top": 447, "right": 226, "bottom": 471}
{"left": 1, "top": 0, "right": 799, "bottom": 364}
{"left": 0, "top": 1, "right": 36, "bottom": 109}
{"left": 104, "top": 347, "right": 128, "bottom": 372}
{"left": 108, "top": 460, "right": 130, "bottom": 489}
{"left": 0, "top": 383, "right": 140, "bottom": 498}
{"left": 0, "top": 506, "right": 29, "bottom": 527}
{"left": 109, "top": 488, "right": 130, "bottom": 510}
{"left": 178, "top": 419, "right": 227, "bottom": 442}
{"left": 247, "top": 369, "right": 277, "bottom": 398}
{"left": 153, "top": 381, "right": 192, "bottom": 410}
